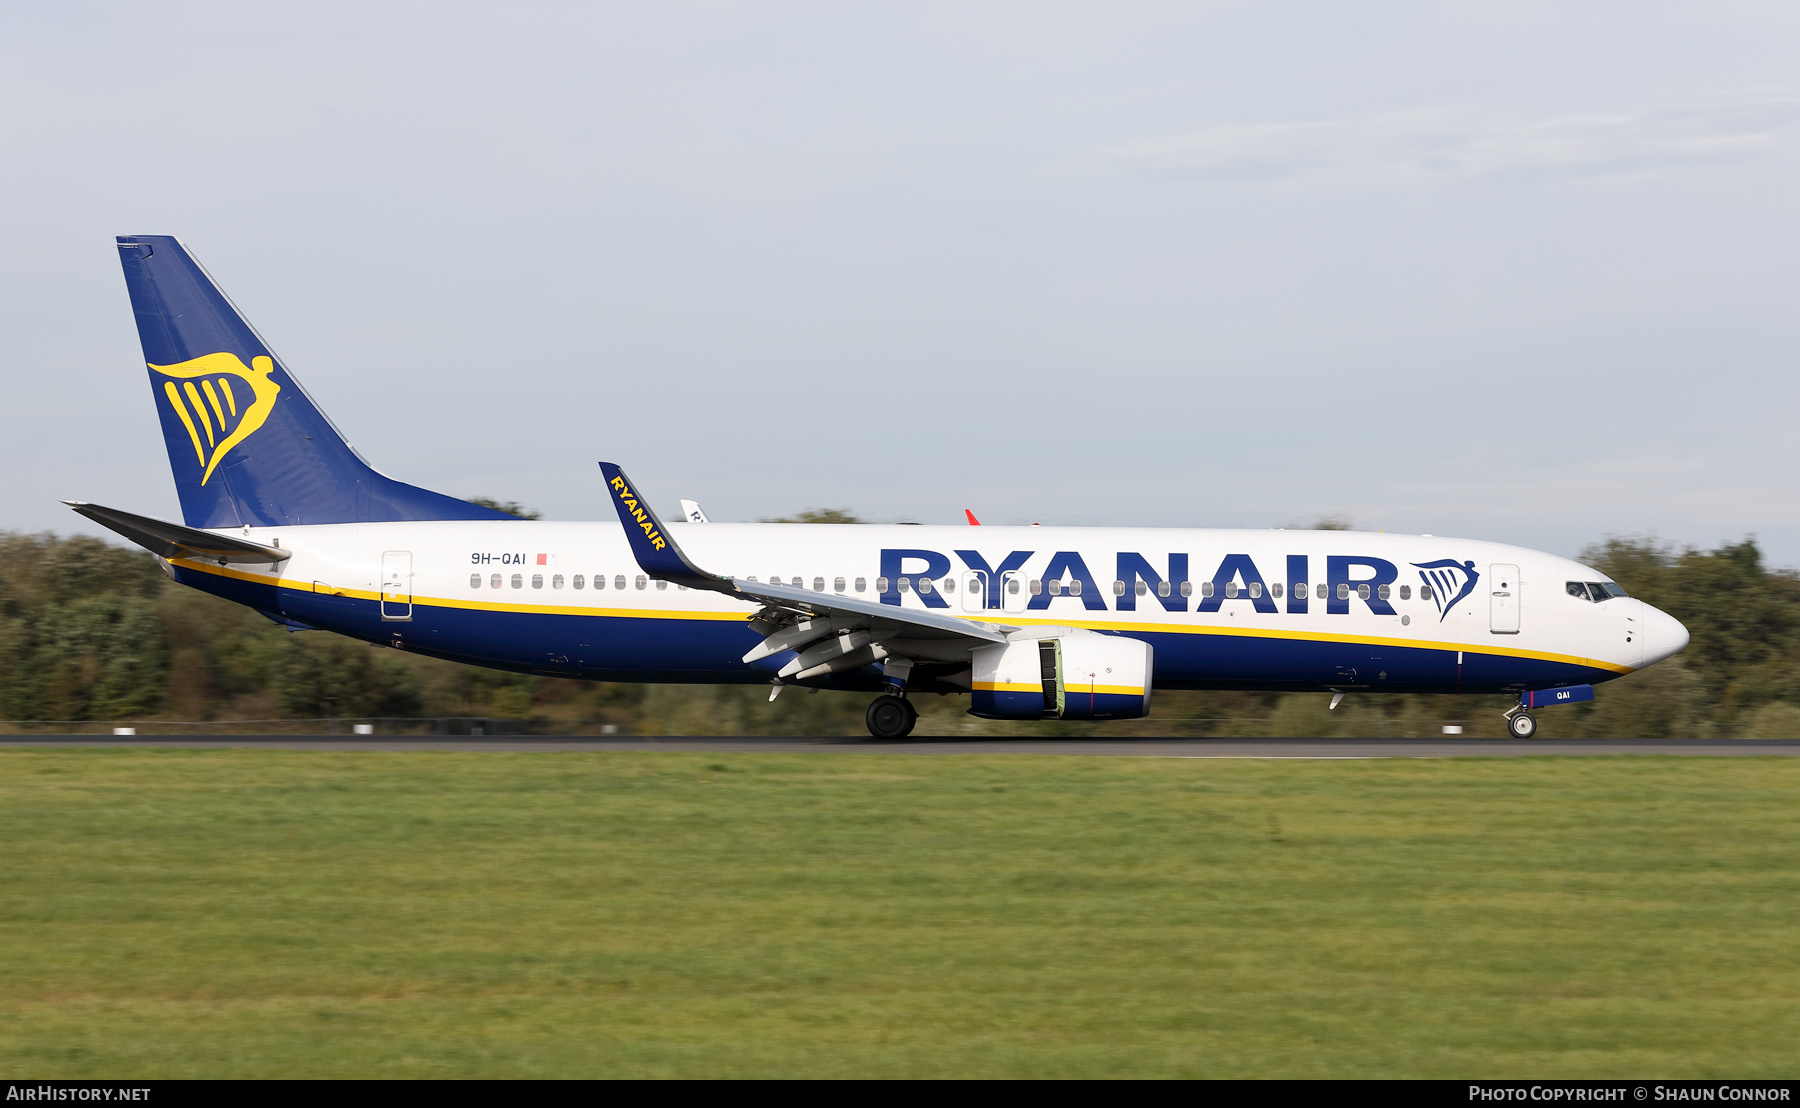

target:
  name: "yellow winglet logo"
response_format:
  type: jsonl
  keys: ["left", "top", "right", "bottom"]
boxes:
{"left": 151, "top": 353, "right": 281, "bottom": 485}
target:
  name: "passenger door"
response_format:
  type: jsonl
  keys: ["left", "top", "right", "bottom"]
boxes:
{"left": 1490, "top": 563, "right": 1519, "bottom": 634}
{"left": 381, "top": 551, "right": 413, "bottom": 621}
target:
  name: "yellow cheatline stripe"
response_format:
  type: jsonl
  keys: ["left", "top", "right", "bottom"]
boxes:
{"left": 183, "top": 381, "right": 215, "bottom": 446}
{"left": 1062, "top": 683, "right": 1145, "bottom": 697}
{"left": 168, "top": 558, "right": 751, "bottom": 622}
{"left": 985, "top": 611, "right": 1634, "bottom": 675}
{"left": 166, "top": 558, "right": 1632, "bottom": 673}
{"left": 201, "top": 379, "right": 229, "bottom": 428}
{"left": 163, "top": 382, "right": 206, "bottom": 466}
{"left": 218, "top": 376, "right": 237, "bottom": 416}
{"left": 974, "top": 681, "right": 1144, "bottom": 696}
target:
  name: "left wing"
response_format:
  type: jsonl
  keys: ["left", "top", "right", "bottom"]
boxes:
{"left": 598, "top": 462, "right": 1006, "bottom": 684}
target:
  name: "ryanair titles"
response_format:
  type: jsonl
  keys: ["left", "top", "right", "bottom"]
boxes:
{"left": 607, "top": 476, "right": 668, "bottom": 552}
{"left": 880, "top": 548, "right": 1480, "bottom": 619}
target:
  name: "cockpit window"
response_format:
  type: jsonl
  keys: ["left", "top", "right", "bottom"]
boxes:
{"left": 1568, "top": 580, "right": 1629, "bottom": 602}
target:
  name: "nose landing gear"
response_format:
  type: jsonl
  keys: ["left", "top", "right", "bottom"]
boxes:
{"left": 866, "top": 695, "right": 918, "bottom": 739}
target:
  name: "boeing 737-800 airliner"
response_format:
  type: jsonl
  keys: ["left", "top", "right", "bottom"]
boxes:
{"left": 70, "top": 236, "right": 1688, "bottom": 739}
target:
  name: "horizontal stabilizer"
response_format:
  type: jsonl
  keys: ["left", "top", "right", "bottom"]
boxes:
{"left": 63, "top": 501, "right": 288, "bottom": 564}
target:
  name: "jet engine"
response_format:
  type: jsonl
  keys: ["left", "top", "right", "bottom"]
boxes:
{"left": 968, "top": 629, "right": 1152, "bottom": 721}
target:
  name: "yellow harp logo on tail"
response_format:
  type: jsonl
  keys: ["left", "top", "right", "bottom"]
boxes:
{"left": 151, "top": 353, "right": 282, "bottom": 486}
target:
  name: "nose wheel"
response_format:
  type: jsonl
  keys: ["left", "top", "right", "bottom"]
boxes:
{"left": 866, "top": 696, "right": 918, "bottom": 739}
{"left": 1507, "top": 711, "right": 1538, "bottom": 739}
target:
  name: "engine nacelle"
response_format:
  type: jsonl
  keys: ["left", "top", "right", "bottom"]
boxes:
{"left": 968, "top": 629, "right": 1153, "bottom": 721}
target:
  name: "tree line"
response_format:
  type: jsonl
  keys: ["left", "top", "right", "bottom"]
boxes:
{"left": 1, "top": 523, "right": 1795, "bottom": 738}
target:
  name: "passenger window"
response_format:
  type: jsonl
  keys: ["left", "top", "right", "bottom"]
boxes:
{"left": 656, "top": 580, "right": 667, "bottom": 590}
{"left": 1156, "top": 580, "right": 1169, "bottom": 597}
{"left": 470, "top": 573, "right": 482, "bottom": 589}
{"left": 1069, "top": 579, "right": 1083, "bottom": 596}
{"left": 1200, "top": 581, "right": 1215, "bottom": 598}
{"left": 1030, "top": 579, "right": 1042, "bottom": 595}
{"left": 1377, "top": 584, "right": 1389, "bottom": 601}
{"left": 532, "top": 574, "right": 544, "bottom": 589}
{"left": 1224, "top": 582, "right": 1238, "bottom": 598}
{"left": 835, "top": 577, "right": 846, "bottom": 592}
{"left": 1179, "top": 581, "right": 1192, "bottom": 597}
{"left": 1113, "top": 580, "right": 1126, "bottom": 596}
{"left": 1357, "top": 584, "right": 1370, "bottom": 600}
{"left": 813, "top": 576, "right": 825, "bottom": 592}
{"left": 1294, "top": 581, "right": 1306, "bottom": 597}
{"left": 553, "top": 574, "right": 564, "bottom": 589}
{"left": 1008, "top": 579, "right": 1020, "bottom": 594}
{"left": 855, "top": 577, "right": 866, "bottom": 592}
{"left": 944, "top": 578, "right": 955, "bottom": 593}
{"left": 918, "top": 578, "right": 934, "bottom": 595}
{"left": 876, "top": 577, "right": 889, "bottom": 593}
{"left": 1336, "top": 583, "right": 1348, "bottom": 600}
{"left": 575, "top": 574, "right": 586, "bottom": 589}
{"left": 1271, "top": 583, "right": 1283, "bottom": 598}
{"left": 1420, "top": 584, "right": 1432, "bottom": 601}
{"left": 746, "top": 576, "right": 757, "bottom": 583}
{"left": 615, "top": 575, "right": 627, "bottom": 590}
{"left": 1047, "top": 579, "right": 1061, "bottom": 595}
{"left": 635, "top": 575, "right": 647, "bottom": 590}
{"left": 899, "top": 577, "right": 912, "bottom": 593}
{"left": 1136, "top": 580, "right": 1148, "bottom": 596}
{"left": 1249, "top": 582, "right": 1263, "bottom": 598}
{"left": 511, "top": 574, "right": 523, "bottom": 589}
{"left": 1317, "top": 584, "right": 1327, "bottom": 600}
{"left": 1398, "top": 584, "right": 1409, "bottom": 600}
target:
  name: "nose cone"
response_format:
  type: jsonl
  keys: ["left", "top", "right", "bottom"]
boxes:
{"left": 1639, "top": 603, "right": 1690, "bottom": 667}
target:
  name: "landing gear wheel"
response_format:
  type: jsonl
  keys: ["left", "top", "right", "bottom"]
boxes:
{"left": 866, "top": 696, "right": 918, "bottom": 739}
{"left": 1508, "top": 711, "right": 1538, "bottom": 739}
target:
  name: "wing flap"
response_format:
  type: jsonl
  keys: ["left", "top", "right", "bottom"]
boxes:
{"left": 596, "top": 462, "right": 1010, "bottom": 672}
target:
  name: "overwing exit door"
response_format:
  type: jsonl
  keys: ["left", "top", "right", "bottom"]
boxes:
{"left": 961, "top": 571, "right": 988, "bottom": 612}
{"left": 381, "top": 551, "right": 413, "bottom": 621}
{"left": 1001, "top": 570, "right": 1029, "bottom": 614}
{"left": 1490, "top": 563, "right": 1519, "bottom": 634}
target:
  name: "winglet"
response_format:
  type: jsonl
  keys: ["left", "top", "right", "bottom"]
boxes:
{"left": 964, "top": 509, "right": 981, "bottom": 525}
{"left": 598, "top": 463, "right": 733, "bottom": 592}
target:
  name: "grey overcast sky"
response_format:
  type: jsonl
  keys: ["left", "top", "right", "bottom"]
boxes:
{"left": 4, "top": 2, "right": 1797, "bottom": 563}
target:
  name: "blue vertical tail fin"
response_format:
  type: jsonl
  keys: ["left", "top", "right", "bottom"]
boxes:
{"left": 115, "top": 235, "right": 514, "bottom": 528}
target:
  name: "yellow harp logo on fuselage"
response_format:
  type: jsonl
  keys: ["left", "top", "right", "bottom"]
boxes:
{"left": 151, "top": 352, "right": 282, "bottom": 486}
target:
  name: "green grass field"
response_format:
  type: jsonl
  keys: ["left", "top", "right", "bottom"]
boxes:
{"left": 2, "top": 749, "right": 1797, "bottom": 1078}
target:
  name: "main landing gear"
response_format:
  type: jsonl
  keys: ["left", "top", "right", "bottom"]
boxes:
{"left": 866, "top": 696, "right": 918, "bottom": 740}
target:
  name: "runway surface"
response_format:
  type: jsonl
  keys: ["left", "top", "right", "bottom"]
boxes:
{"left": 3, "top": 736, "right": 1798, "bottom": 757}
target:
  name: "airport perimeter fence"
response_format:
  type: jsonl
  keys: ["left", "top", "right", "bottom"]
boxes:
{"left": 0, "top": 717, "right": 626, "bottom": 737}
{"left": 0, "top": 715, "right": 1496, "bottom": 738}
